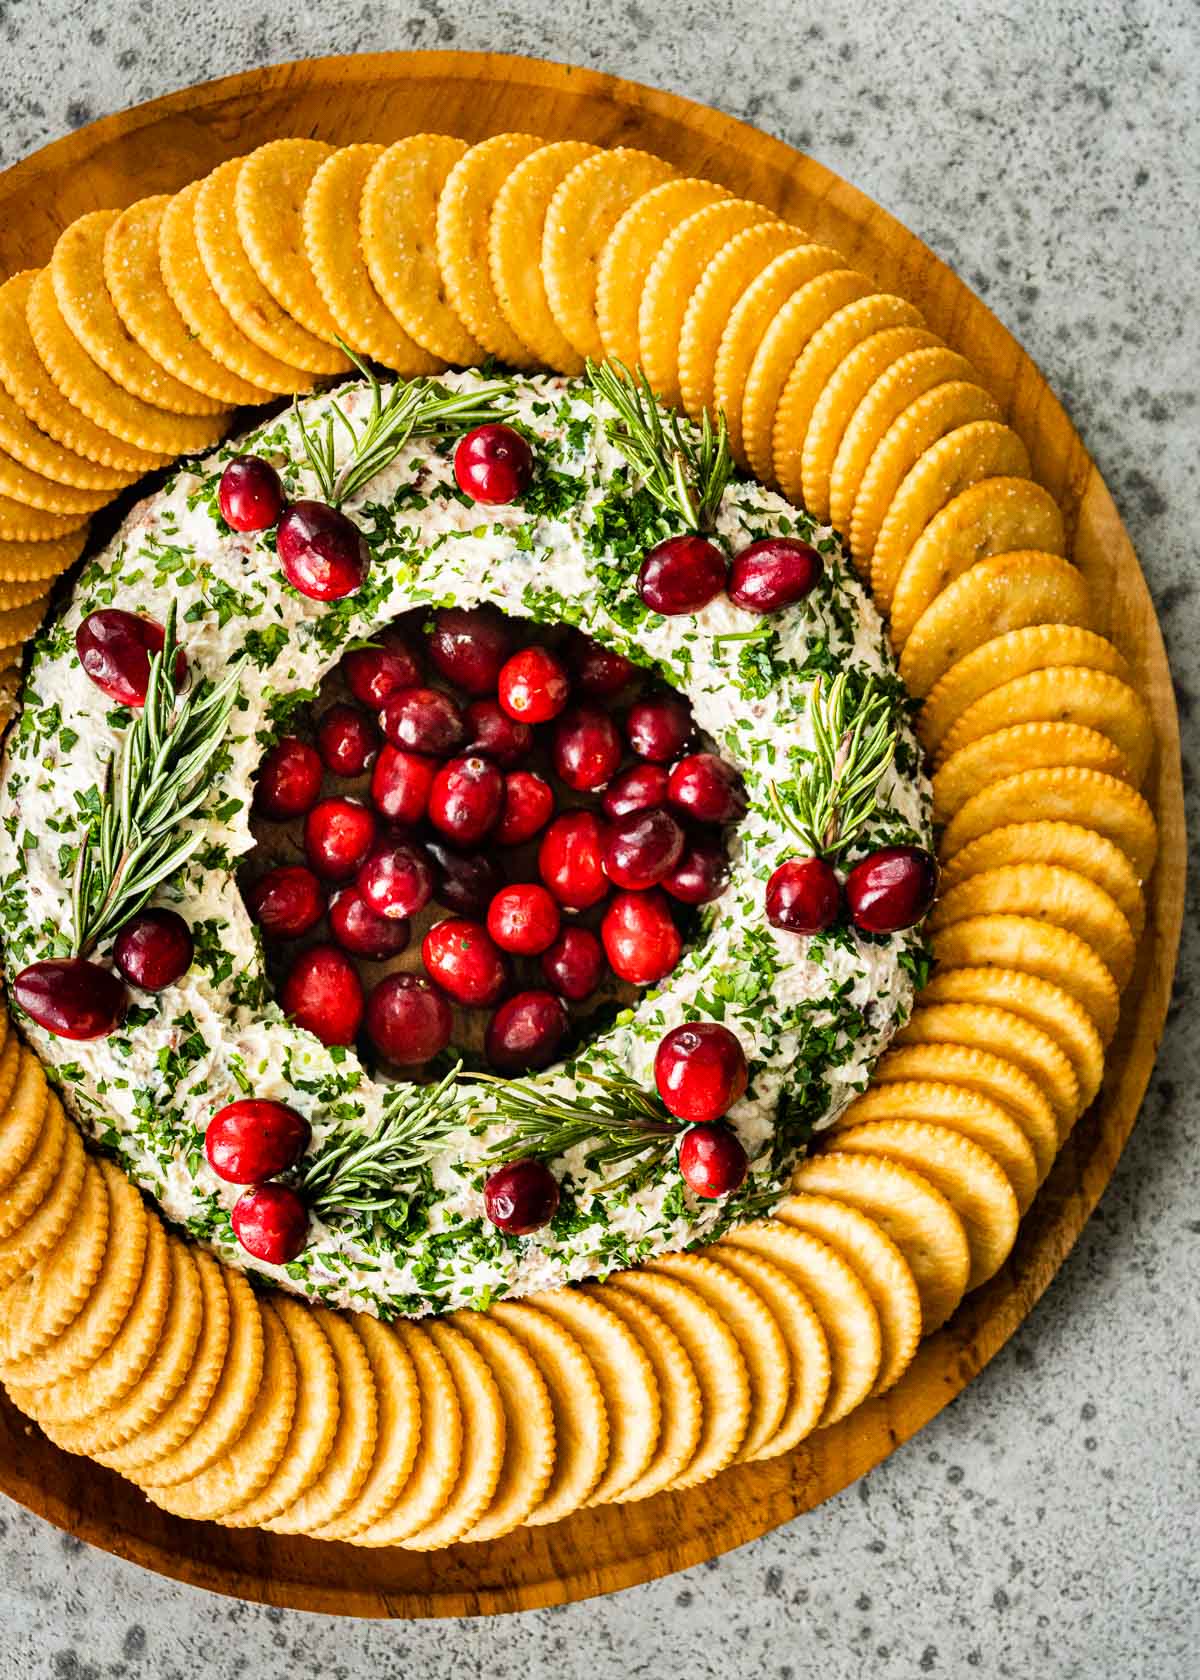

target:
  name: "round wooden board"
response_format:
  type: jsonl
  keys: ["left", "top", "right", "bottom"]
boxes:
{"left": 0, "top": 50, "right": 1184, "bottom": 1618}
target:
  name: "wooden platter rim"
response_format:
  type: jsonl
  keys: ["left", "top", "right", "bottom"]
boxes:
{"left": 0, "top": 48, "right": 1185, "bottom": 1619}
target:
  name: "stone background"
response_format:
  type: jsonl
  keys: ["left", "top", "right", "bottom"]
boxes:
{"left": 0, "top": 1, "right": 1196, "bottom": 1674}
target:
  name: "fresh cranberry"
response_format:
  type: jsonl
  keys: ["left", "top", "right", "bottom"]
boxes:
{"left": 304, "top": 797, "right": 378, "bottom": 881}
{"left": 604, "top": 807, "right": 686, "bottom": 891}
{"left": 667, "top": 753, "right": 746, "bottom": 824}
{"left": 428, "top": 605, "right": 513, "bottom": 695}
{"left": 357, "top": 839, "right": 434, "bottom": 920}
{"left": 664, "top": 836, "right": 731, "bottom": 905}
{"left": 845, "top": 845, "right": 938, "bottom": 934}
{"left": 13, "top": 958, "right": 126, "bottom": 1040}
{"left": 678, "top": 1123, "right": 748, "bottom": 1198}
{"left": 425, "top": 841, "right": 503, "bottom": 918}
{"left": 366, "top": 973, "right": 453, "bottom": 1065}
{"left": 342, "top": 624, "right": 423, "bottom": 707}
{"left": 496, "top": 770, "right": 555, "bottom": 846}
{"left": 246, "top": 865, "right": 326, "bottom": 940}
{"left": 281, "top": 944, "right": 364, "bottom": 1046}
{"left": 765, "top": 856, "right": 841, "bottom": 934}
{"left": 428, "top": 754, "right": 503, "bottom": 846}
{"left": 567, "top": 629, "right": 636, "bottom": 698}
{"left": 728, "top": 536, "right": 823, "bottom": 614}
{"left": 486, "top": 884, "right": 561, "bottom": 956}
{"left": 485, "top": 990, "right": 570, "bottom": 1073}
{"left": 540, "top": 926, "right": 606, "bottom": 1002}
{"left": 463, "top": 698, "right": 533, "bottom": 768}
{"left": 639, "top": 533, "right": 727, "bottom": 615}
{"left": 232, "top": 1184, "right": 309, "bottom": 1264}
{"left": 75, "top": 610, "right": 186, "bottom": 709}
{"left": 538, "top": 810, "right": 610, "bottom": 910}
{"left": 453, "top": 424, "right": 534, "bottom": 505}
{"left": 328, "top": 883, "right": 411, "bottom": 960}
{"left": 369, "top": 745, "right": 437, "bottom": 825}
{"left": 113, "top": 908, "right": 193, "bottom": 991}
{"left": 626, "top": 694, "right": 693, "bottom": 763}
{"left": 255, "top": 737, "right": 323, "bottom": 820}
{"left": 217, "top": 455, "right": 284, "bottom": 532}
{"left": 602, "top": 763, "right": 671, "bottom": 821}
{"left": 483, "top": 1158, "right": 560, "bottom": 1235}
{"left": 316, "top": 703, "right": 379, "bottom": 777}
{"left": 654, "top": 1023, "right": 748, "bottom": 1123}
{"left": 553, "top": 704, "right": 623, "bottom": 792}
{"left": 277, "top": 500, "right": 369, "bottom": 600}
{"left": 601, "top": 890, "right": 682, "bottom": 985}
{"left": 422, "top": 918, "right": 509, "bottom": 1007}
{"left": 205, "top": 1099, "right": 310, "bottom": 1185}
{"left": 498, "top": 647, "right": 570, "bottom": 724}
{"left": 378, "top": 687, "right": 466, "bottom": 757}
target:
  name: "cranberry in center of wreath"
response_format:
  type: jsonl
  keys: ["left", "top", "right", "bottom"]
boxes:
{"left": 240, "top": 605, "right": 742, "bottom": 1080}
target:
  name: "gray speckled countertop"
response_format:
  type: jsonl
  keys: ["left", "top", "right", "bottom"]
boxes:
{"left": 1, "top": 2, "right": 1197, "bottom": 1675}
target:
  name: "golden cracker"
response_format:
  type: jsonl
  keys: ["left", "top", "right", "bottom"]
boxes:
{"left": 0, "top": 272, "right": 170, "bottom": 473}
{"left": 713, "top": 244, "right": 845, "bottom": 458}
{"left": 0, "top": 1087, "right": 69, "bottom": 1263}
{"left": 773, "top": 292, "right": 924, "bottom": 502}
{"left": 104, "top": 196, "right": 268, "bottom": 407}
{"left": 0, "top": 1040, "right": 40, "bottom": 1192}
{"left": 873, "top": 426, "right": 1033, "bottom": 610}
{"left": 771, "top": 1192, "right": 923, "bottom": 1396}
{"left": 148, "top": 1297, "right": 297, "bottom": 1522}
{"left": 873, "top": 1043, "right": 1059, "bottom": 1184}
{"left": 235, "top": 139, "right": 351, "bottom": 352}
{"left": 801, "top": 326, "right": 941, "bottom": 523}
{"left": 0, "top": 444, "right": 110, "bottom": 516}
{"left": 133, "top": 1264, "right": 263, "bottom": 1487}
{"left": 834, "top": 1082, "right": 1038, "bottom": 1214}
{"left": 0, "top": 1159, "right": 148, "bottom": 1386}
{"left": 0, "top": 593, "right": 49, "bottom": 650}
{"left": 525, "top": 1285, "right": 659, "bottom": 1505}
{"left": 264, "top": 1308, "right": 378, "bottom": 1535}
{"left": 890, "top": 477, "right": 1067, "bottom": 650}
{"left": 919, "top": 625, "right": 1131, "bottom": 756}
{"left": 607, "top": 1266, "right": 750, "bottom": 1489}
{"left": 541, "top": 147, "right": 677, "bottom": 363}
{"left": 720, "top": 1220, "right": 882, "bottom": 1426}
{"left": 941, "top": 766, "right": 1157, "bottom": 884}
{"left": 0, "top": 1154, "right": 108, "bottom": 1367}
{"left": 435, "top": 132, "right": 548, "bottom": 365}
{"left": 901, "top": 550, "right": 1093, "bottom": 699}
{"left": 0, "top": 381, "right": 135, "bottom": 491}
{"left": 645, "top": 1250, "right": 789, "bottom": 1462}
{"left": 157, "top": 185, "right": 311, "bottom": 396}
{"left": 932, "top": 720, "right": 1132, "bottom": 826}
{"left": 450, "top": 1308, "right": 555, "bottom": 1543}
{"left": 742, "top": 268, "right": 876, "bottom": 484}
{"left": 638, "top": 197, "right": 777, "bottom": 410}
{"left": 582, "top": 1281, "right": 702, "bottom": 1503}
{"left": 940, "top": 818, "right": 1145, "bottom": 944}
{"left": 27, "top": 269, "right": 228, "bottom": 458}
{"left": 930, "top": 914, "right": 1121, "bottom": 1049}
{"left": 224, "top": 1294, "right": 339, "bottom": 1528}
{"left": 338, "top": 1318, "right": 457, "bottom": 1545}
{"left": 917, "top": 966, "right": 1106, "bottom": 1114}
{"left": 488, "top": 140, "right": 601, "bottom": 375}
{"left": 194, "top": 157, "right": 347, "bottom": 376}
{"left": 489, "top": 1298, "right": 609, "bottom": 1526}
{"left": 930, "top": 862, "right": 1136, "bottom": 991}
{"left": 0, "top": 529, "right": 86, "bottom": 584}
{"left": 361, "top": 134, "right": 484, "bottom": 367}
{"left": 302, "top": 145, "right": 443, "bottom": 376}
{"left": 0, "top": 578, "right": 50, "bottom": 614}
{"left": 597, "top": 176, "right": 733, "bottom": 370}
{"left": 0, "top": 494, "right": 82, "bottom": 541}
{"left": 50, "top": 209, "right": 227, "bottom": 417}
{"left": 703, "top": 1243, "right": 831, "bottom": 1458}
{"left": 394, "top": 1318, "right": 503, "bottom": 1551}
{"left": 898, "top": 1002, "right": 1082, "bottom": 1129}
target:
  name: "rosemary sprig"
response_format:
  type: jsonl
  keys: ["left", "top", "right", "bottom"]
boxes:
{"left": 475, "top": 1067, "right": 682, "bottom": 1192}
{"left": 586, "top": 358, "right": 733, "bottom": 532}
{"left": 769, "top": 672, "right": 897, "bottom": 859}
{"left": 294, "top": 345, "right": 516, "bottom": 506}
{"left": 300, "top": 1064, "right": 468, "bottom": 1219}
{"left": 70, "top": 603, "right": 244, "bottom": 957}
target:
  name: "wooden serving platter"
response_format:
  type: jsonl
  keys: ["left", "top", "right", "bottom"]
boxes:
{"left": 0, "top": 50, "right": 1184, "bottom": 1618}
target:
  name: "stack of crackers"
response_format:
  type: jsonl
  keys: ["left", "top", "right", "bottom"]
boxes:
{"left": 0, "top": 135, "right": 1157, "bottom": 1542}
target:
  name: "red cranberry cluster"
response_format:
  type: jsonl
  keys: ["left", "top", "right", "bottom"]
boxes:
{"left": 765, "top": 845, "right": 938, "bottom": 937}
